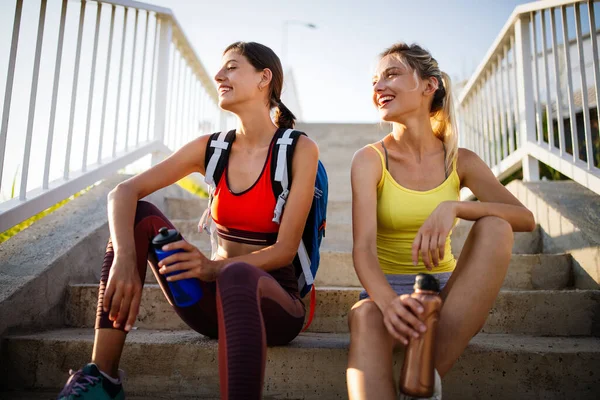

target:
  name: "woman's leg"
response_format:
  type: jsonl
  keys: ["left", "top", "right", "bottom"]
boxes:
{"left": 93, "top": 201, "right": 219, "bottom": 377}
{"left": 434, "top": 216, "right": 513, "bottom": 376}
{"left": 347, "top": 299, "right": 398, "bottom": 400}
{"left": 215, "top": 262, "right": 305, "bottom": 400}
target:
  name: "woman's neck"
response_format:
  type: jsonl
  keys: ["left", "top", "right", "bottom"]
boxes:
{"left": 389, "top": 114, "right": 440, "bottom": 161}
{"left": 234, "top": 102, "right": 278, "bottom": 148}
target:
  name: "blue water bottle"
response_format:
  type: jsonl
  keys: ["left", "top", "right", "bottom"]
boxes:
{"left": 152, "top": 227, "right": 203, "bottom": 307}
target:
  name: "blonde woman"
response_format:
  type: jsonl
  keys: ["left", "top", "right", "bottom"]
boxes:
{"left": 347, "top": 43, "right": 535, "bottom": 399}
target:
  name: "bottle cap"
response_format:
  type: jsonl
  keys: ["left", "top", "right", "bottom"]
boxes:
{"left": 414, "top": 273, "right": 440, "bottom": 292}
{"left": 151, "top": 227, "right": 182, "bottom": 249}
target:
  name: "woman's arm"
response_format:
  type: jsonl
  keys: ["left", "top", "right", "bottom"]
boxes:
{"left": 351, "top": 146, "right": 397, "bottom": 311}
{"left": 351, "top": 146, "right": 426, "bottom": 344}
{"left": 456, "top": 148, "right": 535, "bottom": 232}
{"left": 103, "top": 135, "right": 209, "bottom": 331}
{"left": 108, "top": 135, "right": 210, "bottom": 257}
{"left": 411, "top": 148, "right": 535, "bottom": 269}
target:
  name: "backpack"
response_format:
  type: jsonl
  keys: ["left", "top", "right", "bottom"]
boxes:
{"left": 200, "top": 128, "right": 328, "bottom": 330}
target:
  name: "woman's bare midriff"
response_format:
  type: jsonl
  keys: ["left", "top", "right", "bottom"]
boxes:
{"left": 213, "top": 237, "right": 269, "bottom": 260}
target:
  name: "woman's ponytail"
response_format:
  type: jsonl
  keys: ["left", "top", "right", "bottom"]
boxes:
{"left": 273, "top": 99, "right": 296, "bottom": 129}
{"left": 430, "top": 71, "right": 457, "bottom": 174}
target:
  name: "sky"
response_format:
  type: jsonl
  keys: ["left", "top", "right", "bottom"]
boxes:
{"left": 0, "top": 0, "right": 534, "bottom": 200}
{"left": 149, "top": 0, "right": 529, "bottom": 122}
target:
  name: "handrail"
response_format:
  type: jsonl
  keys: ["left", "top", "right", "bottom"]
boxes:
{"left": 460, "top": 0, "right": 587, "bottom": 103}
{"left": 0, "top": 0, "right": 233, "bottom": 233}
{"left": 96, "top": 1, "right": 217, "bottom": 103}
{"left": 458, "top": 0, "right": 600, "bottom": 196}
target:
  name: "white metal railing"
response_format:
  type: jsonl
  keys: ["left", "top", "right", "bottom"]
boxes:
{"left": 0, "top": 0, "right": 236, "bottom": 233}
{"left": 458, "top": 0, "right": 600, "bottom": 196}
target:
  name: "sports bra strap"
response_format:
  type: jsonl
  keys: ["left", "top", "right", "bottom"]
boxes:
{"left": 367, "top": 144, "right": 387, "bottom": 172}
{"left": 380, "top": 141, "right": 389, "bottom": 171}
{"left": 443, "top": 142, "right": 448, "bottom": 179}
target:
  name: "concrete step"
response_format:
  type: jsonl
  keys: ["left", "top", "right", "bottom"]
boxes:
{"left": 2, "top": 329, "right": 599, "bottom": 399}
{"left": 313, "top": 251, "right": 572, "bottom": 289}
{"left": 0, "top": 392, "right": 222, "bottom": 400}
{"left": 65, "top": 284, "right": 599, "bottom": 336}
{"left": 164, "top": 197, "right": 208, "bottom": 220}
{"left": 0, "top": 390, "right": 294, "bottom": 399}
{"left": 451, "top": 220, "right": 542, "bottom": 254}
{"left": 308, "top": 287, "right": 600, "bottom": 336}
{"left": 143, "top": 249, "right": 570, "bottom": 290}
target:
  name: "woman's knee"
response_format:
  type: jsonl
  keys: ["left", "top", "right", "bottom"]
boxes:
{"left": 134, "top": 200, "right": 162, "bottom": 222}
{"left": 348, "top": 300, "right": 385, "bottom": 334}
{"left": 471, "top": 216, "right": 513, "bottom": 248}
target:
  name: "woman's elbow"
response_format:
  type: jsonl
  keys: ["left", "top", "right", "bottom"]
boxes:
{"left": 108, "top": 182, "right": 136, "bottom": 202}
{"left": 523, "top": 209, "right": 536, "bottom": 232}
{"left": 108, "top": 183, "right": 124, "bottom": 201}
{"left": 278, "top": 242, "right": 299, "bottom": 265}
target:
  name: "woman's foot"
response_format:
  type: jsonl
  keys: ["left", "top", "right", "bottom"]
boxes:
{"left": 57, "top": 363, "right": 124, "bottom": 400}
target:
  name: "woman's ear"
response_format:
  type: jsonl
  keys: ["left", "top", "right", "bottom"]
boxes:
{"left": 258, "top": 68, "right": 273, "bottom": 90}
{"left": 423, "top": 76, "right": 439, "bottom": 96}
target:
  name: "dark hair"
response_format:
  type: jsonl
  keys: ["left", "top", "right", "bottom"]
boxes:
{"left": 224, "top": 42, "right": 296, "bottom": 129}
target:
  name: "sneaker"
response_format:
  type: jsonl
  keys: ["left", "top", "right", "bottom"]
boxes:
{"left": 57, "top": 363, "right": 125, "bottom": 400}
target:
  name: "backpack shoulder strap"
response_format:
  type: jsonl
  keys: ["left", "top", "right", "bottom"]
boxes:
{"left": 204, "top": 130, "right": 236, "bottom": 188}
{"left": 271, "top": 128, "right": 307, "bottom": 224}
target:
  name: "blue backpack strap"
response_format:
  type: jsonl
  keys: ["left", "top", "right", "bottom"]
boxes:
{"left": 270, "top": 129, "right": 317, "bottom": 291}
{"left": 270, "top": 128, "right": 306, "bottom": 223}
{"left": 201, "top": 130, "right": 236, "bottom": 258}
{"left": 204, "top": 129, "right": 236, "bottom": 188}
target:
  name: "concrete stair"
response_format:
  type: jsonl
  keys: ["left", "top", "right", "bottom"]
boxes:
{"left": 2, "top": 122, "right": 600, "bottom": 398}
{"left": 2, "top": 329, "right": 599, "bottom": 399}
{"left": 64, "top": 284, "right": 599, "bottom": 336}
{"left": 0, "top": 394, "right": 213, "bottom": 400}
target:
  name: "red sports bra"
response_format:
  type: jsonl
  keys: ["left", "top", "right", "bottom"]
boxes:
{"left": 210, "top": 139, "right": 279, "bottom": 246}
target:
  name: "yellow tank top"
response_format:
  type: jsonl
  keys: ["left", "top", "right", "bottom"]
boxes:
{"left": 368, "top": 144, "right": 460, "bottom": 275}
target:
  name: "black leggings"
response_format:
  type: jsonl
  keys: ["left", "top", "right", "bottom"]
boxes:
{"left": 96, "top": 201, "right": 306, "bottom": 399}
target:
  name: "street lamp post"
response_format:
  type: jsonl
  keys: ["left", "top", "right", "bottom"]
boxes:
{"left": 282, "top": 20, "right": 317, "bottom": 67}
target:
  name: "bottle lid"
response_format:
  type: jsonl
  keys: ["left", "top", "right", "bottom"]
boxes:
{"left": 151, "top": 227, "right": 182, "bottom": 248}
{"left": 414, "top": 273, "right": 440, "bottom": 292}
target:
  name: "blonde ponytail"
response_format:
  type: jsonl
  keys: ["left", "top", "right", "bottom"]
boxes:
{"left": 431, "top": 71, "right": 457, "bottom": 174}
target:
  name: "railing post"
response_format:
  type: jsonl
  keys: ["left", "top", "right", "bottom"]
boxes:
{"left": 152, "top": 15, "right": 172, "bottom": 166}
{"left": 514, "top": 14, "right": 539, "bottom": 181}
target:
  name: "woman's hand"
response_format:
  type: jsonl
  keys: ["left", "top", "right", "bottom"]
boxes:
{"left": 103, "top": 252, "right": 142, "bottom": 332}
{"left": 412, "top": 201, "right": 457, "bottom": 270}
{"left": 382, "top": 295, "right": 427, "bottom": 345}
{"left": 158, "top": 240, "right": 220, "bottom": 282}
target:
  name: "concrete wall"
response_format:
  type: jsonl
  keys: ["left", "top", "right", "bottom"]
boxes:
{"left": 0, "top": 174, "right": 198, "bottom": 343}
{"left": 507, "top": 180, "right": 600, "bottom": 289}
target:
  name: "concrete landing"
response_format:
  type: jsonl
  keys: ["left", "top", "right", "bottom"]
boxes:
{"left": 2, "top": 329, "right": 599, "bottom": 399}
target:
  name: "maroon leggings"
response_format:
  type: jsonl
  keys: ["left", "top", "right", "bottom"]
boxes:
{"left": 96, "top": 201, "right": 306, "bottom": 399}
